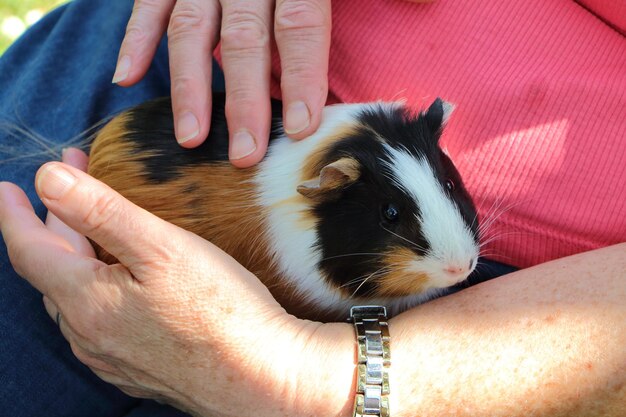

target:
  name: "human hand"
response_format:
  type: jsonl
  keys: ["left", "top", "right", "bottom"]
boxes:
{"left": 113, "top": 0, "right": 332, "bottom": 168}
{"left": 0, "top": 149, "right": 353, "bottom": 416}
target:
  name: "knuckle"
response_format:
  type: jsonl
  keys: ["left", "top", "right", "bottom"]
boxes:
{"left": 69, "top": 342, "right": 96, "bottom": 367}
{"left": 167, "top": 2, "right": 210, "bottom": 40}
{"left": 124, "top": 24, "right": 149, "bottom": 47}
{"left": 71, "top": 264, "right": 134, "bottom": 353}
{"left": 224, "top": 92, "right": 259, "bottom": 119}
{"left": 275, "top": 0, "right": 329, "bottom": 35}
{"left": 134, "top": 0, "right": 162, "bottom": 11}
{"left": 220, "top": 9, "right": 270, "bottom": 52}
{"left": 118, "top": 385, "right": 149, "bottom": 399}
{"left": 6, "top": 238, "right": 27, "bottom": 278}
{"left": 80, "top": 193, "right": 120, "bottom": 238}
{"left": 127, "top": 0, "right": 166, "bottom": 43}
{"left": 170, "top": 73, "right": 195, "bottom": 98}
{"left": 70, "top": 301, "right": 112, "bottom": 351}
{"left": 70, "top": 313, "right": 102, "bottom": 347}
{"left": 281, "top": 55, "right": 322, "bottom": 80}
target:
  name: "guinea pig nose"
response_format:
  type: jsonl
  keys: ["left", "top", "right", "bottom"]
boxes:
{"left": 444, "top": 265, "right": 465, "bottom": 275}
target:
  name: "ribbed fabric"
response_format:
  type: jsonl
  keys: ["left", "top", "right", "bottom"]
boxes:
{"left": 576, "top": 0, "right": 626, "bottom": 34}
{"left": 265, "top": 0, "right": 626, "bottom": 268}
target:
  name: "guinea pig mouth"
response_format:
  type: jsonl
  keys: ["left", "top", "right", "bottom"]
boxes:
{"left": 373, "top": 248, "right": 433, "bottom": 296}
{"left": 433, "top": 259, "right": 476, "bottom": 288}
{"left": 365, "top": 249, "right": 477, "bottom": 297}
{"left": 373, "top": 269, "right": 431, "bottom": 297}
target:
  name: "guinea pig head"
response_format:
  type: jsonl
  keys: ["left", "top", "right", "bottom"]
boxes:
{"left": 297, "top": 98, "right": 480, "bottom": 299}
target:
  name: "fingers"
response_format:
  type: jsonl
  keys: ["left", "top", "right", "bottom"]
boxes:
{"left": 43, "top": 296, "right": 127, "bottom": 377}
{"left": 219, "top": 0, "right": 274, "bottom": 168}
{"left": 274, "top": 0, "right": 331, "bottom": 140}
{"left": 34, "top": 162, "right": 181, "bottom": 273}
{"left": 113, "top": 0, "right": 176, "bottom": 85}
{"left": 0, "top": 182, "right": 100, "bottom": 297}
{"left": 61, "top": 147, "right": 89, "bottom": 171}
{"left": 45, "top": 148, "right": 95, "bottom": 257}
{"left": 115, "top": 0, "right": 331, "bottom": 169}
{"left": 167, "top": 0, "right": 221, "bottom": 148}
{"left": 115, "top": 0, "right": 219, "bottom": 148}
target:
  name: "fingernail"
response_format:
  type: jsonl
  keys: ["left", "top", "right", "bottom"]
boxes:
{"left": 176, "top": 111, "right": 200, "bottom": 144}
{"left": 284, "top": 101, "right": 310, "bottom": 135}
{"left": 230, "top": 130, "right": 257, "bottom": 160}
{"left": 37, "top": 164, "right": 77, "bottom": 200}
{"left": 112, "top": 55, "right": 131, "bottom": 83}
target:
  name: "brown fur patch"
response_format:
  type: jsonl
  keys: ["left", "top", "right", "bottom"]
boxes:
{"left": 300, "top": 124, "right": 359, "bottom": 181}
{"left": 270, "top": 194, "right": 317, "bottom": 231}
{"left": 376, "top": 247, "right": 430, "bottom": 297}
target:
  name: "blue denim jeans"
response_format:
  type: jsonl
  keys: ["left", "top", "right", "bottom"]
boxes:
{"left": 0, "top": 1, "right": 515, "bottom": 415}
{"left": 0, "top": 1, "right": 209, "bottom": 415}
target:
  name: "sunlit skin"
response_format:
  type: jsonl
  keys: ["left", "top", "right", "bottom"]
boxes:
{"left": 0, "top": 0, "right": 623, "bottom": 414}
{"left": 0, "top": 148, "right": 624, "bottom": 416}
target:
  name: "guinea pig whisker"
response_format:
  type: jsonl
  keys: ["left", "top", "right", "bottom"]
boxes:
{"left": 350, "top": 265, "right": 390, "bottom": 299}
{"left": 480, "top": 195, "right": 507, "bottom": 222}
{"left": 479, "top": 231, "right": 524, "bottom": 248}
{"left": 469, "top": 189, "right": 493, "bottom": 238}
{"left": 473, "top": 259, "right": 518, "bottom": 278}
{"left": 477, "top": 198, "right": 522, "bottom": 242}
{"left": 320, "top": 252, "right": 380, "bottom": 262}
{"left": 0, "top": 116, "right": 111, "bottom": 166}
{"left": 339, "top": 266, "right": 390, "bottom": 291}
{"left": 350, "top": 272, "right": 375, "bottom": 298}
{"left": 339, "top": 273, "right": 377, "bottom": 289}
{"left": 379, "top": 223, "right": 427, "bottom": 252}
{"left": 476, "top": 251, "right": 515, "bottom": 263}
{"left": 477, "top": 197, "right": 505, "bottom": 237}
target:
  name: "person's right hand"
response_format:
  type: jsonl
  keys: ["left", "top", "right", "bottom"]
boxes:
{"left": 112, "top": 0, "right": 332, "bottom": 168}
{"left": 0, "top": 151, "right": 355, "bottom": 417}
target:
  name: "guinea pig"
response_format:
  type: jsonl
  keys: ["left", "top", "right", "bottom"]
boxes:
{"left": 88, "top": 93, "right": 480, "bottom": 322}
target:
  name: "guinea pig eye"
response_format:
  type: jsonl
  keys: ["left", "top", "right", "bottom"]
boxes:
{"left": 382, "top": 203, "right": 400, "bottom": 222}
{"left": 445, "top": 179, "right": 455, "bottom": 192}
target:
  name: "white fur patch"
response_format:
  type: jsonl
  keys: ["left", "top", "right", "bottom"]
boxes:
{"left": 254, "top": 103, "right": 364, "bottom": 310}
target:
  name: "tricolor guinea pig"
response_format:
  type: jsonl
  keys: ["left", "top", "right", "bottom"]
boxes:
{"left": 88, "top": 93, "right": 480, "bottom": 322}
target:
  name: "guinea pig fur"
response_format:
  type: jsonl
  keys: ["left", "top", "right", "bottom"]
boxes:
{"left": 88, "top": 93, "right": 480, "bottom": 322}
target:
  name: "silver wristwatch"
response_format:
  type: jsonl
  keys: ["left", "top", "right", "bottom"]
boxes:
{"left": 349, "top": 305, "right": 390, "bottom": 417}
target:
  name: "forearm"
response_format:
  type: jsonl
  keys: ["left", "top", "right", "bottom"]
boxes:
{"left": 302, "top": 243, "right": 626, "bottom": 417}
{"left": 11, "top": 153, "right": 622, "bottom": 416}
{"left": 389, "top": 242, "right": 626, "bottom": 416}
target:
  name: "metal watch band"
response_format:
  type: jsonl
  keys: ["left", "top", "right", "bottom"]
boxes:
{"left": 350, "top": 305, "right": 390, "bottom": 417}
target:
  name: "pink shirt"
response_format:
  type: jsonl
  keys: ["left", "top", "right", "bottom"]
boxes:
{"left": 241, "top": 0, "right": 626, "bottom": 268}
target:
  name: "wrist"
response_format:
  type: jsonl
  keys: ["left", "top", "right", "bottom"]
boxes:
{"left": 280, "top": 318, "right": 356, "bottom": 417}
{"left": 188, "top": 309, "right": 355, "bottom": 417}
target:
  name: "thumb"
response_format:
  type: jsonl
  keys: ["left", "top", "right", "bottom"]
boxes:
{"left": 35, "top": 161, "right": 182, "bottom": 274}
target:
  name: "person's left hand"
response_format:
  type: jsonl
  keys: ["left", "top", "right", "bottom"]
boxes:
{"left": 0, "top": 148, "right": 355, "bottom": 416}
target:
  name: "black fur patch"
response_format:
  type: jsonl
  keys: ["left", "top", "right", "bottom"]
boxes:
{"left": 119, "top": 93, "right": 284, "bottom": 183}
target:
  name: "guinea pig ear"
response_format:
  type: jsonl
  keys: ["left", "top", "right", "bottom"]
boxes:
{"left": 297, "top": 157, "right": 360, "bottom": 200}
{"left": 424, "top": 97, "right": 455, "bottom": 132}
